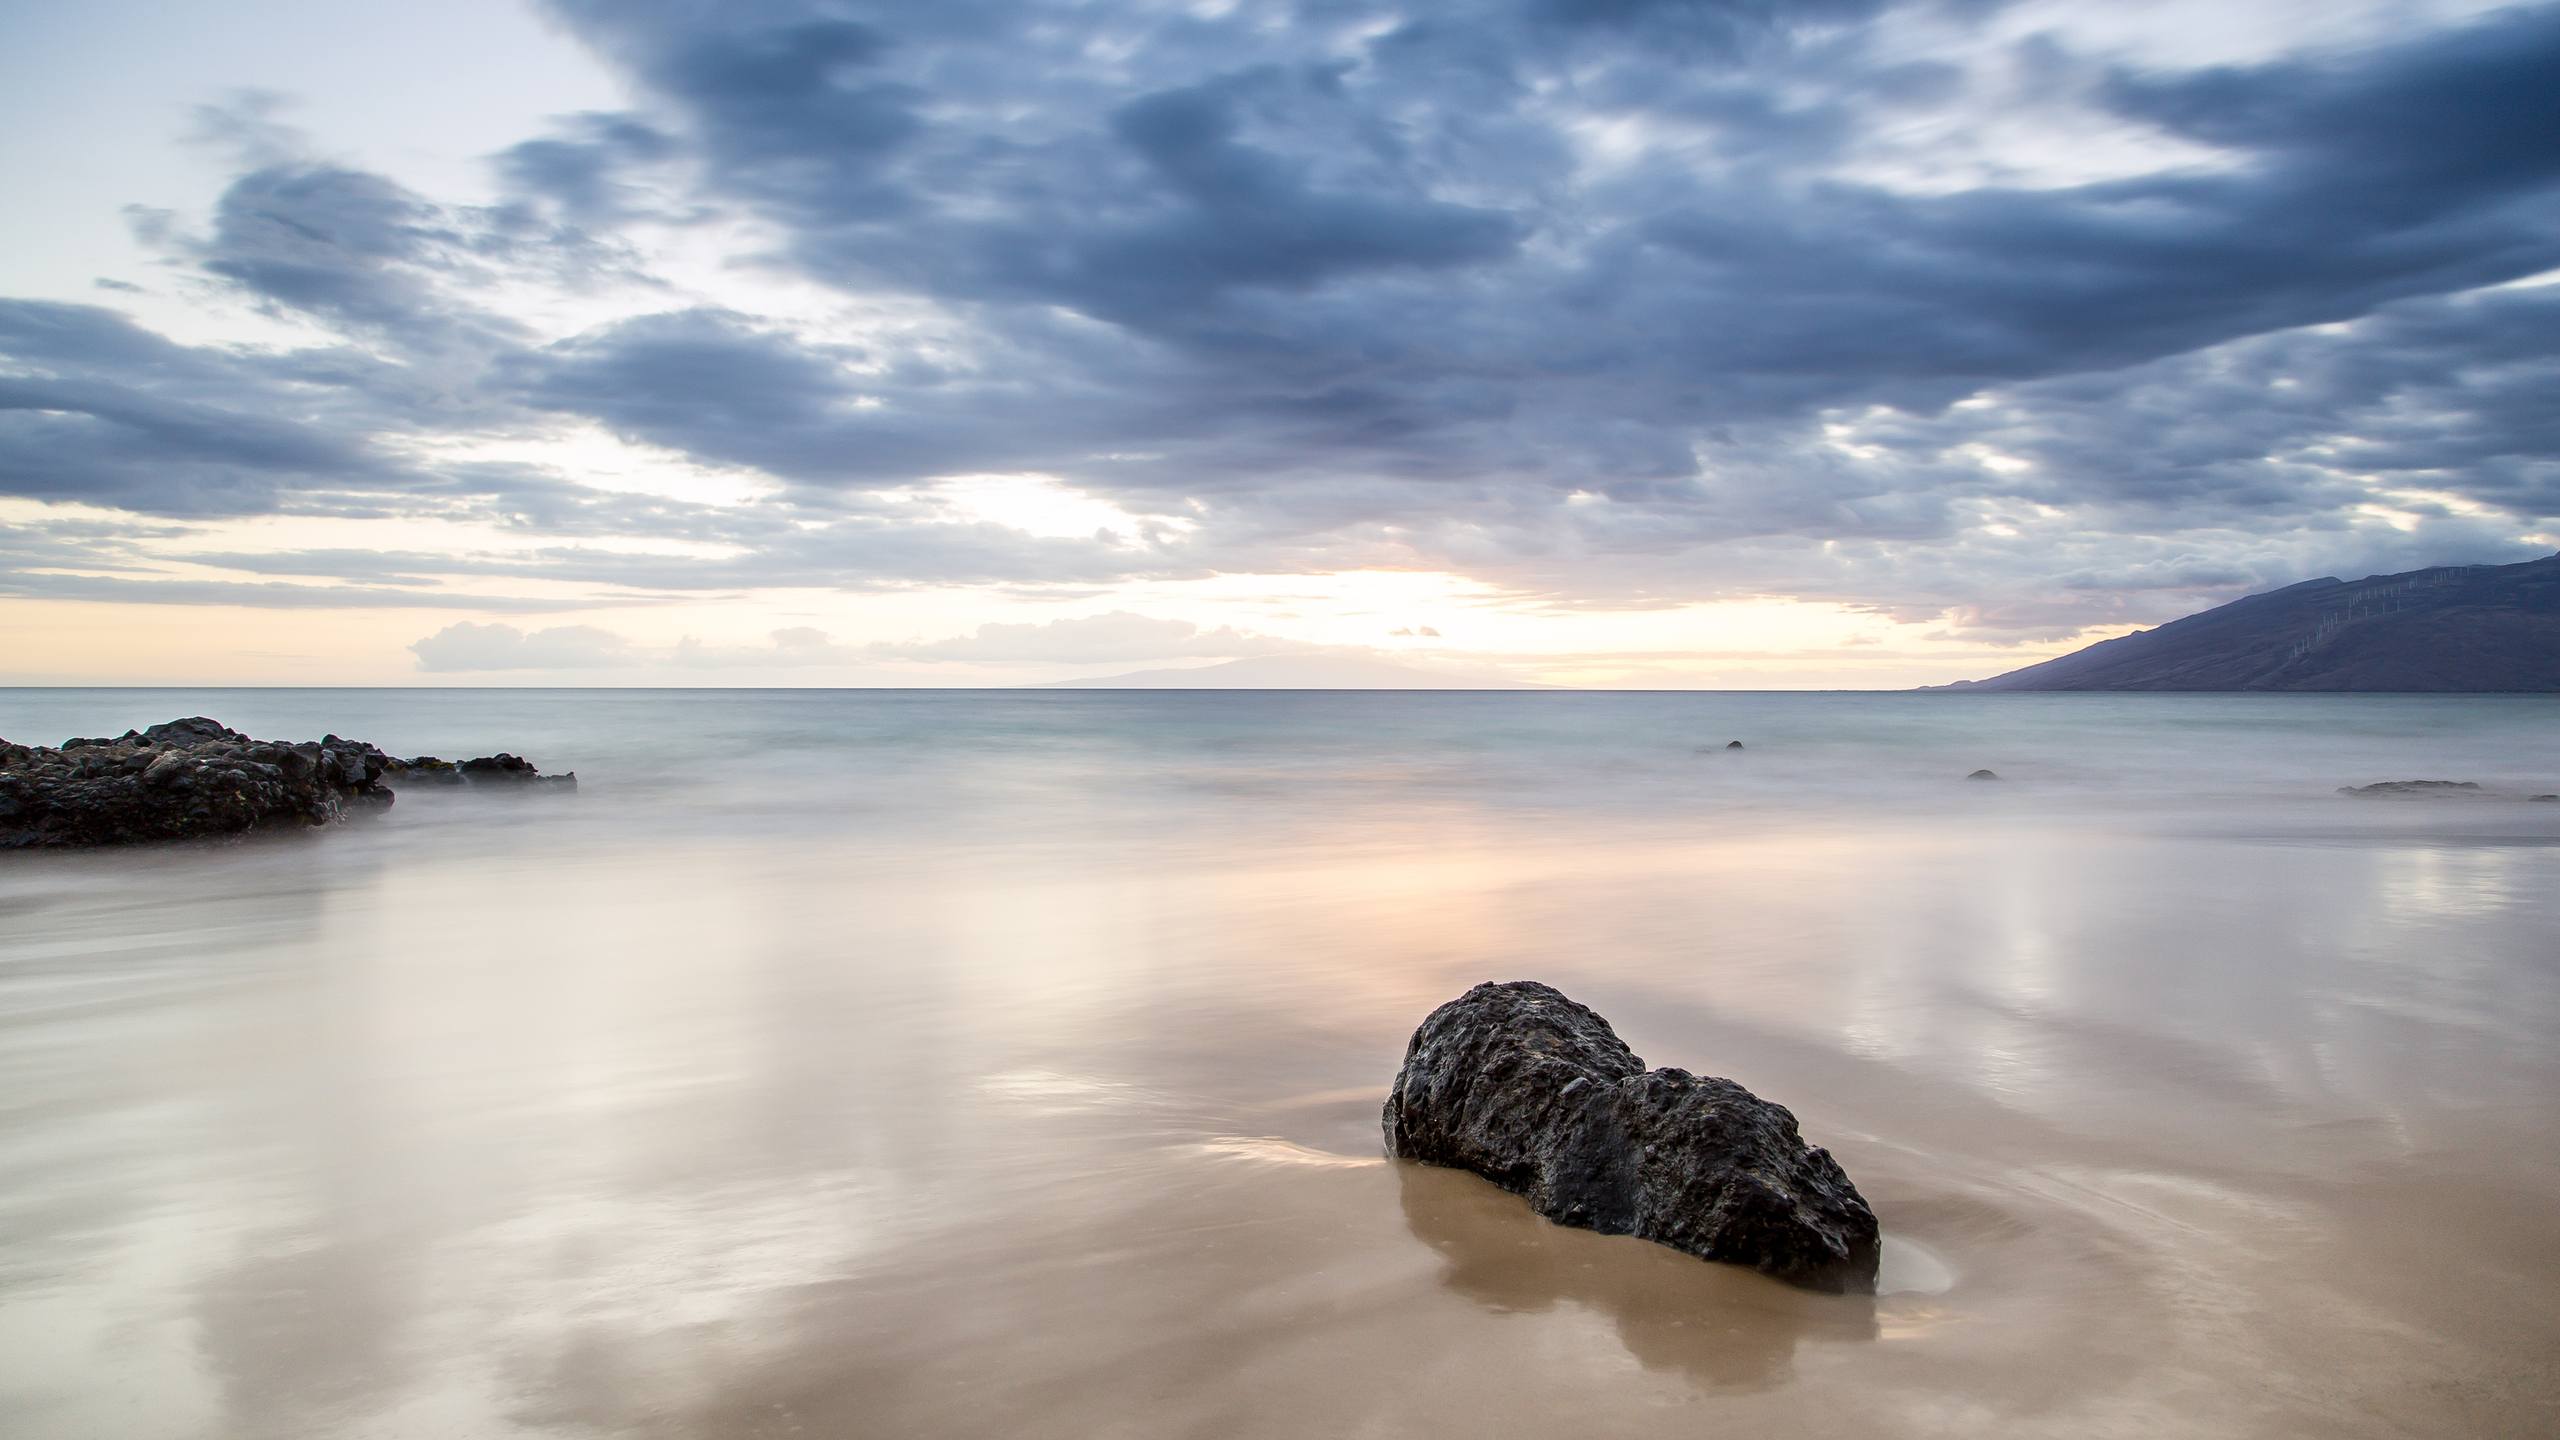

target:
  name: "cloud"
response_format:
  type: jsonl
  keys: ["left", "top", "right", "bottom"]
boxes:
{"left": 2, "top": 573, "right": 607, "bottom": 612}
{"left": 3, "top": 0, "right": 2557, "bottom": 648}
{"left": 532, "top": 2, "right": 2560, "bottom": 414}
{"left": 409, "top": 621, "right": 633, "bottom": 671}
{"left": 410, "top": 622, "right": 889, "bottom": 671}
{"left": 495, "top": 112, "right": 678, "bottom": 222}
{"left": 512, "top": 0, "right": 2560, "bottom": 634}
{"left": 671, "top": 626, "right": 860, "bottom": 667}
{"left": 868, "top": 610, "right": 1304, "bottom": 663}
{"left": 0, "top": 300, "right": 397, "bottom": 515}
{"left": 0, "top": 299, "right": 597, "bottom": 521}
{"left": 504, "top": 309, "right": 894, "bottom": 478}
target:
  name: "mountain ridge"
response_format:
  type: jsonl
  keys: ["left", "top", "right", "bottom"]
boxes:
{"left": 1943, "top": 554, "right": 2560, "bottom": 692}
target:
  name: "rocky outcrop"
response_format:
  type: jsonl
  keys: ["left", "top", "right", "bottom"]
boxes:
{"left": 2335, "top": 780, "right": 2560, "bottom": 801}
{"left": 2, "top": 717, "right": 572, "bottom": 849}
{"left": 457, "top": 754, "right": 565, "bottom": 786}
{"left": 380, "top": 752, "right": 575, "bottom": 790}
{"left": 1383, "top": 981, "right": 1880, "bottom": 1293}
{"left": 1967, "top": 768, "right": 2000, "bottom": 781}
{"left": 2337, "top": 779, "right": 2486, "bottom": 798}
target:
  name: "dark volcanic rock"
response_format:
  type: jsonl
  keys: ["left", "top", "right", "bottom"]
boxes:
{"left": 381, "top": 752, "right": 575, "bottom": 790}
{"left": 144, "top": 716, "right": 252, "bottom": 747}
{"left": 2337, "top": 780, "right": 2487, "bottom": 798}
{"left": 1967, "top": 768, "right": 2000, "bottom": 781}
{"left": 2, "top": 718, "right": 572, "bottom": 849}
{"left": 384, "top": 755, "right": 465, "bottom": 786}
{"left": 1382, "top": 981, "right": 1880, "bottom": 1293}
{"left": 452, "top": 753, "right": 576, "bottom": 789}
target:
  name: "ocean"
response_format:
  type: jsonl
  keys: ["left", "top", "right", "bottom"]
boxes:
{"left": 2, "top": 689, "right": 2556, "bottom": 1437}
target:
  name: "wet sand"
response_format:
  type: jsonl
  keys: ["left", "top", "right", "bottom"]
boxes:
{"left": 2, "top": 692, "right": 2556, "bottom": 1437}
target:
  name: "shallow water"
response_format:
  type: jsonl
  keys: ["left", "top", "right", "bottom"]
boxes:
{"left": 2, "top": 689, "right": 2556, "bottom": 1438}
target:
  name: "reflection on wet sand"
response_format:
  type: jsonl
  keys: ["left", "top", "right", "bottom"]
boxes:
{"left": 1395, "top": 1160, "right": 1877, "bottom": 1392}
{"left": 2, "top": 688, "right": 2557, "bottom": 1438}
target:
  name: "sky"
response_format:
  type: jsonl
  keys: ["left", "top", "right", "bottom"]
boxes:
{"left": 1, "top": 0, "right": 2554, "bottom": 688}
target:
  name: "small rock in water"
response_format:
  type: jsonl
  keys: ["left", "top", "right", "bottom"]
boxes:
{"left": 1967, "top": 768, "right": 2000, "bottom": 781}
{"left": 2532, "top": 794, "right": 2558, "bottom": 803}
{"left": 454, "top": 753, "right": 577, "bottom": 789}
{"left": 2337, "top": 780, "right": 2485, "bottom": 799}
{"left": 1726, "top": 740, "right": 1745, "bottom": 750}
{"left": 1382, "top": 980, "right": 1881, "bottom": 1293}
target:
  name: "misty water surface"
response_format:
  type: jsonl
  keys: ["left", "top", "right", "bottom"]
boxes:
{"left": 2, "top": 690, "right": 2555, "bottom": 1438}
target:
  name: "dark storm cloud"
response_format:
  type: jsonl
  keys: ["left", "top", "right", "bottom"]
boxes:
{"left": 176, "top": 100, "right": 650, "bottom": 348}
{"left": 651, "top": 20, "right": 918, "bottom": 214}
{"left": 497, "top": 0, "right": 2560, "bottom": 565}
{"left": 2103, "top": 9, "right": 2560, "bottom": 211}
{"left": 502, "top": 309, "right": 886, "bottom": 474}
{"left": 0, "top": 300, "right": 632, "bottom": 525}
{"left": 1592, "top": 2, "right": 2560, "bottom": 409}
{"left": 0, "top": 301, "right": 417, "bottom": 515}
{"left": 197, "top": 164, "right": 465, "bottom": 332}
{"left": 1526, "top": 0, "right": 1894, "bottom": 44}
{"left": 496, "top": 113, "right": 679, "bottom": 221}
{"left": 3, "top": 0, "right": 2555, "bottom": 640}
{"left": 1069, "top": 74, "right": 1525, "bottom": 311}
{"left": 1866, "top": 282, "right": 2560, "bottom": 525}
{"left": 535, "top": 1, "right": 2560, "bottom": 395}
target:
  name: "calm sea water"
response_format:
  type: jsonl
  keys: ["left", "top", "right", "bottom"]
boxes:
{"left": 2, "top": 689, "right": 2555, "bottom": 1438}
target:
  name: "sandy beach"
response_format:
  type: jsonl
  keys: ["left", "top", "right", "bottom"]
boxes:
{"left": 3, "top": 690, "right": 2554, "bottom": 1437}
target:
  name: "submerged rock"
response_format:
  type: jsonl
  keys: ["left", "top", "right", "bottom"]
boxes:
{"left": 383, "top": 752, "right": 575, "bottom": 791}
{"left": 1967, "top": 768, "right": 2000, "bottom": 781}
{"left": 1, "top": 717, "right": 571, "bottom": 849}
{"left": 1382, "top": 980, "right": 1880, "bottom": 1293}
{"left": 383, "top": 755, "right": 463, "bottom": 786}
{"left": 2337, "top": 780, "right": 2486, "bottom": 798}
{"left": 452, "top": 753, "right": 575, "bottom": 789}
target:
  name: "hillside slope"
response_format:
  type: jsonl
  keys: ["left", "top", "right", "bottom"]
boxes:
{"left": 1953, "top": 554, "right": 2560, "bottom": 692}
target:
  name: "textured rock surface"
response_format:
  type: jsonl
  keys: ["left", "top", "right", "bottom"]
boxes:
{"left": 2, "top": 717, "right": 571, "bottom": 849}
{"left": 1383, "top": 981, "right": 1881, "bottom": 1293}
{"left": 453, "top": 753, "right": 568, "bottom": 786}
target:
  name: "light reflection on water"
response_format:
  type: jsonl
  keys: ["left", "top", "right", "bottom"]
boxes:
{"left": 1, "top": 689, "right": 2556, "bottom": 1438}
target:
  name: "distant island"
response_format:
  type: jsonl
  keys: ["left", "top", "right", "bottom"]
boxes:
{"left": 1942, "top": 554, "right": 2560, "bottom": 692}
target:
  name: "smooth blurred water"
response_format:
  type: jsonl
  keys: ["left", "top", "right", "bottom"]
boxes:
{"left": 1, "top": 689, "right": 2555, "bottom": 1438}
